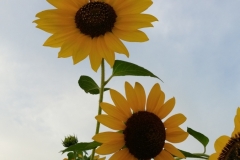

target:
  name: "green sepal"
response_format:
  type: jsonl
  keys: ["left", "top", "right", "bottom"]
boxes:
{"left": 187, "top": 127, "right": 209, "bottom": 148}
{"left": 112, "top": 60, "right": 162, "bottom": 81}
{"left": 61, "top": 141, "right": 101, "bottom": 154}
{"left": 78, "top": 76, "right": 109, "bottom": 94}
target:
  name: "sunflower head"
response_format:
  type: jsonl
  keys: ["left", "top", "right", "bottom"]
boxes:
{"left": 210, "top": 107, "right": 240, "bottom": 160}
{"left": 34, "top": 0, "right": 157, "bottom": 71}
{"left": 93, "top": 82, "right": 188, "bottom": 160}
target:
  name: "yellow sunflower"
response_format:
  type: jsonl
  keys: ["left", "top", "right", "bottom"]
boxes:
{"left": 92, "top": 82, "right": 188, "bottom": 160}
{"left": 209, "top": 107, "right": 240, "bottom": 160}
{"left": 34, "top": 0, "right": 157, "bottom": 71}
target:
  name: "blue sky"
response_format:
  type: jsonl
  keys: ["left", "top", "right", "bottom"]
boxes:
{"left": 0, "top": 0, "right": 240, "bottom": 159}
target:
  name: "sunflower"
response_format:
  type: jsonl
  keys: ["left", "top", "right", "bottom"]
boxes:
{"left": 92, "top": 82, "right": 188, "bottom": 160}
{"left": 209, "top": 107, "right": 240, "bottom": 160}
{"left": 34, "top": 0, "right": 157, "bottom": 71}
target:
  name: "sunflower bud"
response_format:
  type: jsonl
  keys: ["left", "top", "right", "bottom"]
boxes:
{"left": 62, "top": 135, "right": 78, "bottom": 147}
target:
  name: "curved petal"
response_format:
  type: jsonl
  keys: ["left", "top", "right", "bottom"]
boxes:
{"left": 43, "top": 29, "right": 79, "bottom": 47}
{"left": 146, "top": 83, "right": 161, "bottom": 113}
{"left": 112, "top": 28, "right": 149, "bottom": 42}
{"left": 89, "top": 37, "right": 102, "bottom": 71}
{"left": 100, "top": 102, "right": 128, "bottom": 122}
{"left": 154, "top": 150, "right": 174, "bottom": 160}
{"left": 209, "top": 153, "right": 219, "bottom": 160}
{"left": 35, "top": 9, "right": 75, "bottom": 18}
{"left": 97, "top": 36, "right": 115, "bottom": 67}
{"left": 214, "top": 135, "right": 230, "bottom": 152}
{"left": 115, "top": 21, "right": 153, "bottom": 31}
{"left": 104, "top": 32, "right": 129, "bottom": 57}
{"left": 166, "top": 127, "right": 188, "bottom": 143}
{"left": 95, "top": 115, "right": 126, "bottom": 130}
{"left": 109, "top": 148, "right": 132, "bottom": 160}
{"left": 125, "top": 82, "right": 139, "bottom": 112}
{"left": 110, "top": 89, "right": 132, "bottom": 117}
{"left": 117, "top": 14, "right": 158, "bottom": 23}
{"left": 157, "top": 97, "right": 175, "bottom": 119}
{"left": 47, "top": 0, "right": 79, "bottom": 10}
{"left": 72, "top": 35, "right": 92, "bottom": 64}
{"left": 134, "top": 82, "right": 146, "bottom": 111}
{"left": 164, "top": 143, "right": 185, "bottom": 158}
{"left": 164, "top": 114, "right": 187, "bottom": 128}
{"left": 153, "top": 91, "right": 165, "bottom": 114}
{"left": 92, "top": 132, "right": 124, "bottom": 144}
{"left": 116, "top": 0, "right": 153, "bottom": 16}
{"left": 95, "top": 142, "right": 125, "bottom": 155}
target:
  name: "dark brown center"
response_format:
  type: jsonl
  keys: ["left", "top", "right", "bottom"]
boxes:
{"left": 123, "top": 111, "right": 166, "bottom": 159}
{"left": 219, "top": 133, "right": 240, "bottom": 160}
{"left": 75, "top": 2, "right": 117, "bottom": 38}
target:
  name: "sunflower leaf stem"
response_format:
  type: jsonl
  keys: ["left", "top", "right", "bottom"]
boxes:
{"left": 91, "top": 59, "right": 105, "bottom": 160}
{"left": 174, "top": 153, "right": 209, "bottom": 160}
{"left": 104, "top": 75, "right": 113, "bottom": 86}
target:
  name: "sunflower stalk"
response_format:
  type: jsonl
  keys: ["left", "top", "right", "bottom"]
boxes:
{"left": 91, "top": 59, "right": 105, "bottom": 160}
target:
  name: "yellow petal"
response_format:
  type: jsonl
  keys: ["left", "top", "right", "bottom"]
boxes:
{"left": 164, "top": 114, "right": 186, "bottom": 128}
{"left": 72, "top": 35, "right": 92, "bottom": 64}
{"left": 104, "top": 32, "right": 129, "bottom": 57}
{"left": 89, "top": 37, "right": 102, "bottom": 72}
{"left": 110, "top": 89, "right": 132, "bottom": 117}
{"left": 125, "top": 82, "right": 139, "bottom": 112}
{"left": 214, "top": 135, "right": 230, "bottom": 152}
{"left": 112, "top": 28, "right": 148, "bottom": 42}
{"left": 97, "top": 36, "right": 115, "bottom": 67}
{"left": 43, "top": 29, "right": 79, "bottom": 47}
{"left": 209, "top": 153, "right": 219, "bottom": 160}
{"left": 58, "top": 34, "right": 82, "bottom": 58}
{"left": 134, "top": 82, "right": 146, "bottom": 111}
{"left": 47, "top": 0, "right": 78, "bottom": 9}
{"left": 157, "top": 97, "right": 175, "bottom": 119}
{"left": 95, "top": 142, "right": 125, "bottom": 155}
{"left": 100, "top": 102, "right": 128, "bottom": 122}
{"left": 146, "top": 83, "right": 161, "bottom": 113}
{"left": 35, "top": 9, "right": 75, "bottom": 18}
{"left": 95, "top": 115, "right": 126, "bottom": 130}
{"left": 116, "top": 0, "right": 153, "bottom": 15}
{"left": 92, "top": 132, "right": 124, "bottom": 144}
{"left": 117, "top": 14, "right": 158, "bottom": 23}
{"left": 153, "top": 91, "right": 165, "bottom": 114}
{"left": 109, "top": 148, "right": 132, "bottom": 160}
{"left": 166, "top": 127, "right": 188, "bottom": 143}
{"left": 164, "top": 143, "right": 185, "bottom": 158}
{"left": 115, "top": 21, "right": 153, "bottom": 31}
{"left": 154, "top": 150, "right": 174, "bottom": 160}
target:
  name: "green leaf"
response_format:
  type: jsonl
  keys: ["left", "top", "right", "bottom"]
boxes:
{"left": 67, "top": 152, "right": 75, "bottom": 159}
{"left": 187, "top": 127, "right": 209, "bottom": 148}
{"left": 78, "top": 76, "right": 109, "bottom": 94}
{"left": 179, "top": 150, "right": 207, "bottom": 158}
{"left": 61, "top": 141, "right": 101, "bottom": 153}
{"left": 112, "top": 60, "right": 162, "bottom": 81}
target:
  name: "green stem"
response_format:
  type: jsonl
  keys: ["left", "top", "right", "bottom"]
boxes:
{"left": 91, "top": 59, "right": 105, "bottom": 160}
{"left": 174, "top": 153, "right": 209, "bottom": 160}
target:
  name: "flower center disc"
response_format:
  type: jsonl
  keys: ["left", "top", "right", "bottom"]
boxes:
{"left": 75, "top": 2, "right": 117, "bottom": 38}
{"left": 124, "top": 111, "right": 166, "bottom": 159}
{"left": 219, "top": 133, "right": 240, "bottom": 160}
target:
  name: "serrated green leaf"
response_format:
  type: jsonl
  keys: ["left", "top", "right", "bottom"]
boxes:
{"left": 112, "top": 60, "right": 162, "bottom": 81}
{"left": 179, "top": 150, "right": 207, "bottom": 158}
{"left": 78, "top": 76, "right": 109, "bottom": 94}
{"left": 187, "top": 127, "right": 209, "bottom": 148}
{"left": 61, "top": 141, "right": 101, "bottom": 153}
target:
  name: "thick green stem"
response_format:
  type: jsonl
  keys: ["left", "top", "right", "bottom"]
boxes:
{"left": 91, "top": 59, "right": 105, "bottom": 160}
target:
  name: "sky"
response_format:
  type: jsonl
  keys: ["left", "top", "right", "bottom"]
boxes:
{"left": 0, "top": 0, "right": 240, "bottom": 159}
